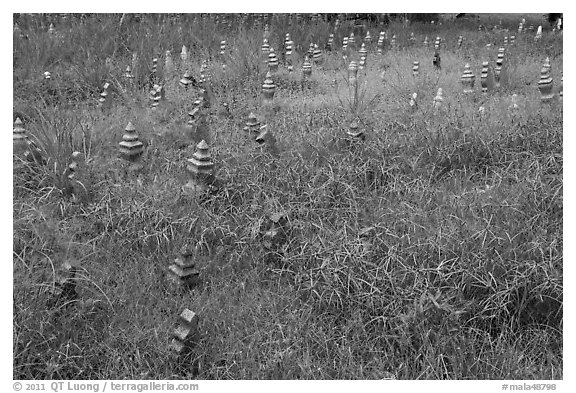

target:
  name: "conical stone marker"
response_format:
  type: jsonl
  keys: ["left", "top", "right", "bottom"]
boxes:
{"left": 119, "top": 122, "right": 144, "bottom": 164}
{"left": 461, "top": 63, "right": 475, "bottom": 93}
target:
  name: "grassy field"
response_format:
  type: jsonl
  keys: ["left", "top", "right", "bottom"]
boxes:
{"left": 13, "top": 13, "right": 562, "bottom": 380}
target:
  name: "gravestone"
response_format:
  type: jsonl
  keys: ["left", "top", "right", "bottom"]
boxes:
{"left": 180, "top": 45, "right": 188, "bottom": 64}
{"left": 182, "top": 140, "right": 216, "bottom": 197}
{"left": 302, "top": 56, "right": 312, "bottom": 80}
{"left": 13, "top": 117, "right": 29, "bottom": 156}
{"left": 97, "top": 82, "right": 112, "bottom": 110}
{"left": 349, "top": 32, "right": 356, "bottom": 49}
{"left": 150, "top": 57, "right": 159, "bottom": 85}
{"left": 255, "top": 126, "right": 279, "bottom": 156}
{"left": 166, "top": 245, "right": 201, "bottom": 289}
{"left": 433, "top": 51, "right": 441, "bottom": 70}
{"left": 327, "top": 33, "right": 334, "bottom": 51}
{"left": 268, "top": 48, "right": 279, "bottom": 73}
{"left": 124, "top": 65, "right": 134, "bottom": 80}
{"left": 119, "top": 121, "right": 145, "bottom": 172}
{"left": 433, "top": 88, "right": 444, "bottom": 109}
{"left": 538, "top": 67, "right": 554, "bottom": 102}
{"left": 409, "top": 92, "right": 418, "bottom": 109}
{"left": 164, "top": 50, "right": 174, "bottom": 78}
{"left": 495, "top": 48, "right": 508, "bottom": 88}
{"left": 461, "top": 63, "right": 475, "bottom": 93}
{"left": 377, "top": 31, "right": 385, "bottom": 54}
{"left": 169, "top": 309, "right": 199, "bottom": 362}
{"left": 347, "top": 120, "right": 365, "bottom": 140}
{"left": 358, "top": 43, "right": 367, "bottom": 69}
{"left": 313, "top": 44, "right": 323, "bottom": 66}
{"left": 480, "top": 61, "right": 495, "bottom": 93}
{"left": 365, "top": 31, "right": 372, "bottom": 45}
{"left": 412, "top": 61, "right": 419, "bottom": 77}
{"left": 180, "top": 71, "right": 194, "bottom": 89}
{"left": 285, "top": 35, "right": 294, "bottom": 72}
{"left": 535, "top": 25, "right": 542, "bottom": 41}
{"left": 262, "top": 71, "right": 276, "bottom": 114}
{"left": 244, "top": 112, "right": 261, "bottom": 139}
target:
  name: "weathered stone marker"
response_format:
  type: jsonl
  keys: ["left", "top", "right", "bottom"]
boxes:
{"left": 243, "top": 112, "right": 260, "bottom": 140}
{"left": 510, "top": 94, "right": 519, "bottom": 110}
{"left": 341, "top": 36, "right": 349, "bottom": 58}
{"left": 66, "top": 151, "right": 83, "bottom": 180}
{"left": 182, "top": 140, "right": 216, "bottom": 197}
{"left": 313, "top": 44, "right": 323, "bottom": 66}
{"left": 13, "top": 117, "right": 28, "bottom": 156}
{"left": 302, "top": 56, "right": 312, "bottom": 80}
{"left": 150, "top": 84, "right": 163, "bottom": 110}
{"left": 261, "top": 212, "right": 289, "bottom": 251}
{"left": 348, "top": 60, "right": 358, "bottom": 86}
{"left": 480, "top": 61, "right": 495, "bottom": 93}
{"left": 285, "top": 34, "right": 294, "bottom": 72}
{"left": 124, "top": 65, "right": 134, "bottom": 80}
{"left": 169, "top": 308, "right": 199, "bottom": 361}
{"left": 151, "top": 57, "right": 159, "bottom": 85}
{"left": 255, "top": 126, "right": 279, "bottom": 156}
{"left": 409, "top": 92, "right": 418, "bottom": 109}
{"left": 165, "top": 50, "right": 175, "bottom": 78}
{"left": 534, "top": 25, "right": 542, "bottom": 42}
{"left": 433, "top": 88, "right": 444, "bottom": 109}
{"left": 412, "top": 61, "right": 419, "bottom": 77}
{"left": 48, "top": 261, "right": 80, "bottom": 308}
{"left": 538, "top": 66, "right": 554, "bottom": 102}
{"left": 307, "top": 42, "right": 314, "bottom": 59}
{"left": 495, "top": 48, "right": 508, "bottom": 88}
{"left": 327, "top": 33, "right": 334, "bottom": 51}
{"left": 119, "top": 121, "right": 144, "bottom": 172}
{"left": 13, "top": 117, "right": 44, "bottom": 164}
{"left": 268, "top": 47, "right": 279, "bottom": 73}
{"left": 180, "top": 71, "right": 194, "bottom": 89}
{"left": 461, "top": 63, "right": 475, "bottom": 93}
{"left": 365, "top": 31, "right": 373, "bottom": 45}
{"left": 359, "top": 43, "right": 368, "bottom": 70}
{"left": 220, "top": 40, "right": 226, "bottom": 57}
{"left": 377, "top": 31, "right": 385, "bottom": 54}
{"left": 349, "top": 32, "right": 356, "bottom": 49}
{"left": 167, "top": 245, "right": 201, "bottom": 289}
{"left": 98, "top": 82, "right": 112, "bottom": 110}
{"left": 261, "top": 38, "right": 270, "bottom": 63}
{"left": 433, "top": 51, "right": 441, "bottom": 70}
{"left": 180, "top": 45, "right": 188, "bottom": 64}
{"left": 543, "top": 57, "right": 551, "bottom": 74}
{"left": 347, "top": 120, "right": 365, "bottom": 140}
{"left": 262, "top": 71, "right": 276, "bottom": 116}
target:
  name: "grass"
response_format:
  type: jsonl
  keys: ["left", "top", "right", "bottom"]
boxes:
{"left": 13, "top": 13, "right": 562, "bottom": 380}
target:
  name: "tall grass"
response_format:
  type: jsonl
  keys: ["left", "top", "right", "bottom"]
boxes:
{"left": 13, "top": 13, "right": 562, "bottom": 380}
